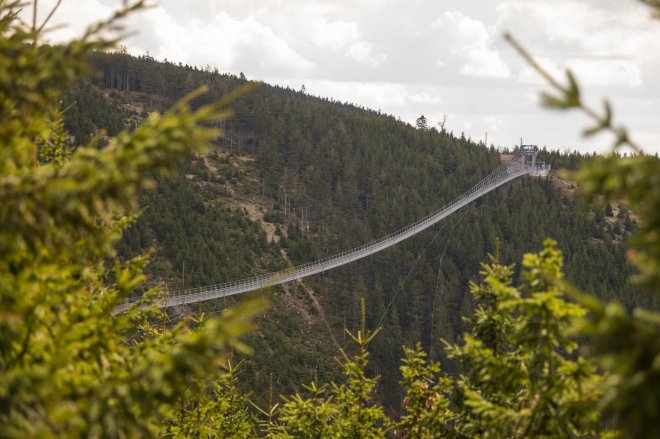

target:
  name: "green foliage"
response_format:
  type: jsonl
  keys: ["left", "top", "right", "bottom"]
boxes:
{"left": 399, "top": 241, "right": 605, "bottom": 438}
{"left": 264, "top": 243, "right": 608, "bottom": 438}
{"left": 62, "top": 84, "right": 126, "bottom": 144}
{"left": 570, "top": 153, "right": 660, "bottom": 438}
{"left": 3, "top": 0, "right": 657, "bottom": 436}
{"left": 257, "top": 242, "right": 615, "bottom": 439}
{"left": 268, "top": 382, "right": 335, "bottom": 438}
{"left": 506, "top": 3, "right": 660, "bottom": 435}
{"left": 163, "top": 361, "right": 256, "bottom": 438}
{"left": 0, "top": 2, "right": 264, "bottom": 437}
{"left": 398, "top": 345, "right": 453, "bottom": 438}
{"left": 576, "top": 155, "right": 660, "bottom": 289}
{"left": 77, "top": 50, "right": 643, "bottom": 410}
{"left": 268, "top": 299, "right": 390, "bottom": 438}
{"left": 415, "top": 114, "right": 429, "bottom": 130}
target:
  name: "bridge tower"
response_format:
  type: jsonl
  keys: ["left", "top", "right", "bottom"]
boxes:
{"left": 519, "top": 144, "right": 550, "bottom": 177}
{"left": 520, "top": 144, "right": 538, "bottom": 167}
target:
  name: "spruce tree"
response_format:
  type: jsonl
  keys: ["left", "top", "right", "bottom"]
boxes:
{"left": 0, "top": 2, "right": 263, "bottom": 437}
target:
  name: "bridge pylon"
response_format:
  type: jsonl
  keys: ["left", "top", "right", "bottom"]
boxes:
{"left": 519, "top": 144, "right": 550, "bottom": 177}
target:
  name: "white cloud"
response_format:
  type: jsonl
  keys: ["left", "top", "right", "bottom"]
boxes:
{"left": 23, "top": 1, "right": 316, "bottom": 78}
{"left": 498, "top": 0, "right": 657, "bottom": 88}
{"left": 19, "top": 0, "right": 113, "bottom": 43}
{"left": 434, "top": 11, "right": 510, "bottom": 79}
{"left": 301, "top": 80, "right": 408, "bottom": 108}
{"left": 484, "top": 115, "right": 499, "bottom": 132}
{"left": 514, "top": 57, "right": 641, "bottom": 91}
{"left": 568, "top": 59, "right": 641, "bottom": 88}
{"left": 497, "top": 0, "right": 660, "bottom": 57}
{"left": 346, "top": 41, "right": 387, "bottom": 67}
{"left": 409, "top": 92, "right": 443, "bottom": 105}
{"left": 124, "top": 9, "right": 315, "bottom": 78}
{"left": 18, "top": 0, "right": 660, "bottom": 153}
{"left": 309, "top": 19, "right": 360, "bottom": 51}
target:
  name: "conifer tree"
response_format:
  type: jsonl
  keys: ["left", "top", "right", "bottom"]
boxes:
{"left": 416, "top": 115, "right": 429, "bottom": 130}
{"left": 505, "top": 2, "right": 660, "bottom": 434}
{"left": 0, "top": 2, "right": 263, "bottom": 437}
{"left": 398, "top": 241, "right": 605, "bottom": 438}
{"left": 267, "top": 299, "right": 390, "bottom": 438}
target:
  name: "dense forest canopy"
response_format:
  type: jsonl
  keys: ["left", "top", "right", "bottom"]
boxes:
{"left": 71, "top": 50, "right": 648, "bottom": 411}
{"left": 2, "top": 1, "right": 659, "bottom": 437}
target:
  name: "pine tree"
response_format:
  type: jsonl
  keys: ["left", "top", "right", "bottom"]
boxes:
{"left": 416, "top": 115, "right": 429, "bottom": 130}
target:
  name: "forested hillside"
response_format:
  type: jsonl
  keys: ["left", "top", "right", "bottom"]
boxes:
{"left": 63, "top": 51, "right": 644, "bottom": 411}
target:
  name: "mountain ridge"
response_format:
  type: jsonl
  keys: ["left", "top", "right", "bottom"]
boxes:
{"left": 63, "top": 51, "right": 643, "bottom": 411}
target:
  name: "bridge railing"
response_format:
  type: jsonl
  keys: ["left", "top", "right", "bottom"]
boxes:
{"left": 116, "top": 162, "right": 541, "bottom": 312}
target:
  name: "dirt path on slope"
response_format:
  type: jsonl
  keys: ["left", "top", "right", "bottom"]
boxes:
{"left": 300, "top": 281, "right": 340, "bottom": 351}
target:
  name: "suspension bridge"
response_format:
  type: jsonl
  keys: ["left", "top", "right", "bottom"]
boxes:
{"left": 116, "top": 145, "right": 549, "bottom": 313}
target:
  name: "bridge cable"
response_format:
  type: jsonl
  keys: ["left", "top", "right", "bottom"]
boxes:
{"left": 116, "top": 159, "right": 539, "bottom": 313}
{"left": 428, "top": 206, "right": 464, "bottom": 358}
{"left": 374, "top": 214, "right": 453, "bottom": 330}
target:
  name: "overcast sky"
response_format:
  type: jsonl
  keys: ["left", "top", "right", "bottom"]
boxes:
{"left": 30, "top": 0, "right": 660, "bottom": 153}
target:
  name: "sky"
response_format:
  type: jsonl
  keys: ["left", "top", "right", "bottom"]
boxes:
{"left": 27, "top": 0, "right": 660, "bottom": 153}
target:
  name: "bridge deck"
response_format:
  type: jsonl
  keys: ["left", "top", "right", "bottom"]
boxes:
{"left": 115, "top": 159, "right": 548, "bottom": 312}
